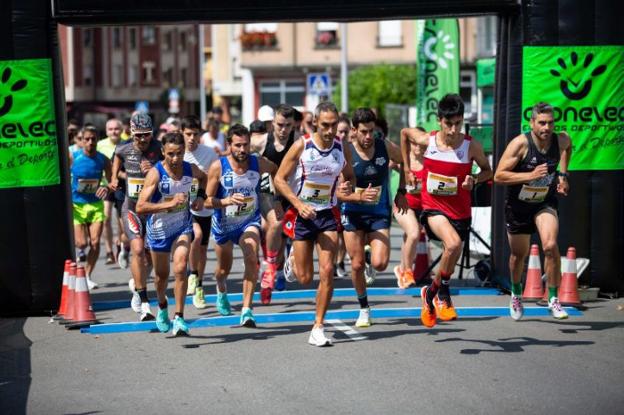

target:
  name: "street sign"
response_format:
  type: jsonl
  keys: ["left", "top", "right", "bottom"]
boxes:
{"left": 135, "top": 100, "right": 149, "bottom": 113}
{"left": 307, "top": 73, "right": 331, "bottom": 96}
{"left": 168, "top": 88, "right": 180, "bottom": 114}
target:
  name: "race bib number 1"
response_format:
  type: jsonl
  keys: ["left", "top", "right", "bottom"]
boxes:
{"left": 127, "top": 178, "right": 145, "bottom": 199}
{"left": 427, "top": 172, "right": 458, "bottom": 196}
{"left": 518, "top": 185, "right": 549, "bottom": 203}
{"left": 299, "top": 182, "right": 331, "bottom": 206}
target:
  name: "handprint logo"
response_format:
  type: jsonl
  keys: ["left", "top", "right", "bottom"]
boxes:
{"left": 0, "top": 67, "right": 28, "bottom": 117}
{"left": 550, "top": 52, "right": 606, "bottom": 100}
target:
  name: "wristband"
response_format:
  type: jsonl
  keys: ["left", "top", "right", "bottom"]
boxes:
{"left": 557, "top": 172, "right": 569, "bottom": 178}
{"left": 196, "top": 188, "right": 207, "bottom": 200}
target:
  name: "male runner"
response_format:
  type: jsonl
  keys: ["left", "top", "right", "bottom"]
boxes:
{"left": 402, "top": 94, "right": 492, "bottom": 328}
{"left": 70, "top": 125, "right": 112, "bottom": 290}
{"left": 334, "top": 115, "right": 352, "bottom": 279}
{"left": 110, "top": 112, "right": 163, "bottom": 321}
{"left": 250, "top": 104, "right": 297, "bottom": 304}
{"left": 136, "top": 132, "right": 208, "bottom": 336}
{"left": 494, "top": 102, "right": 571, "bottom": 320}
{"left": 274, "top": 101, "right": 354, "bottom": 346}
{"left": 205, "top": 124, "right": 277, "bottom": 327}
{"left": 181, "top": 116, "right": 218, "bottom": 309}
{"left": 97, "top": 118, "right": 128, "bottom": 265}
{"left": 340, "top": 108, "right": 407, "bottom": 327}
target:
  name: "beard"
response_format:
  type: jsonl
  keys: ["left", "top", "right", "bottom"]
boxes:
{"left": 233, "top": 152, "right": 248, "bottom": 162}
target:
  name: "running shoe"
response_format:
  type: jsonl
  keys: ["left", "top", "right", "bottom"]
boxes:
{"left": 403, "top": 269, "right": 416, "bottom": 287}
{"left": 156, "top": 308, "right": 171, "bottom": 332}
{"left": 394, "top": 266, "right": 408, "bottom": 289}
{"left": 365, "top": 263, "right": 377, "bottom": 286}
{"left": 355, "top": 307, "right": 372, "bottom": 328}
{"left": 131, "top": 291, "right": 142, "bottom": 313}
{"left": 128, "top": 278, "right": 136, "bottom": 293}
{"left": 420, "top": 286, "right": 437, "bottom": 328}
{"left": 86, "top": 277, "right": 99, "bottom": 290}
{"left": 240, "top": 308, "right": 256, "bottom": 328}
{"left": 172, "top": 316, "right": 190, "bottom": 336}
{"left": 336, "top": 261, "right": 347, "bottom": 279}
{"left": 140, "top": 302, "right": 155, "bottom": 322}
{"left": 216, "top": 292, "right": 232, "bottom": 316}
{"left": 105, "top": 252, "right": 115, "bottom": 265}
{"left": 275, "top": 270, "right": 286, "bottom": 291}
{"left": 77, "top": 249, "right": 86, "bottom": 263}
{"left": 509, "top": 295, "right": 524, "bottom": 321}
{"left": 434, "top": 295, "right": 458, "bottom": 321}
{"left": 308, "top": 325, "right": 332, "bottom": 347}
{"left": 260, "top": 287, "right": 273, "bottom": 305}
{"left": 283, "top": 251, "right": 296, "bottom": 283}
{"left": 193, "top": 287, "right": 207, "bottom": 309}
{"left": 187, "top": 273, "right": 198, "bottom": 296}
{"left": 118, "top": 249, "right": 129, "bottom": 269}
{"left": 548, "top": 297, "right": 569, "bottom": 319}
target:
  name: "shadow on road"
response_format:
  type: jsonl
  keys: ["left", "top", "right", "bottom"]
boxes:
{"left": 0, "top": 318, "right": 31, "bottom": 415}
{"left": 179, "top": 325, "right": 311, "bottom": 347}
{"left": 434, "top": 336, "right": 594, "bottom": 354}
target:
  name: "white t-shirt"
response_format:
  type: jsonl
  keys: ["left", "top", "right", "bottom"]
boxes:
{"left": 184, "top": 144, "right": 218, "bottom": 217}
{"left": 201, "top": 131, "right": 226, "bottom": 153}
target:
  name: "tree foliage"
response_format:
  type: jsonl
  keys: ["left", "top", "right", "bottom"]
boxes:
{"left": 333, "top": 64, "right": 417, "bottom": 117}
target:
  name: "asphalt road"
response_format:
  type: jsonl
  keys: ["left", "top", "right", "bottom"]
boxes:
{"left": 1, "top": 225, "right": 623, "bottom": 414}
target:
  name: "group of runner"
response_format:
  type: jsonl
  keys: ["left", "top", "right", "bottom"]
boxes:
{"left": 68, "top": 94, "right": 572, "bottom": 344}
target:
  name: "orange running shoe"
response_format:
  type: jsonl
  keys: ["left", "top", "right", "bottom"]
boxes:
{"left": 403, "top": 269, "right": 416, "bottom": 287}
{"left": 434, "top": 295, "right": 458, "bottom": 321}
{"left": 394, "top": 265, "right": 408, "bottom": 289}
{"left": 420, "top": 286, "right": 437, "bottom": 328}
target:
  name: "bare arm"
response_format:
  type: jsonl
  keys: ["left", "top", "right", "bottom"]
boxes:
{"left": 400, "top": 128, "right": 428, "bottom": 185}
{"left": 136, "top": 168, "right": 185, "bottom": 214}
{"left": 494, "top": 135, "right": 546, "bottom": 185}
{"left": 110, "top": 154, "right": 122, "bottom": 190}
{"left": 259, "top": 156, "right": 278, "bottom": 178}
{"left": 250, "top": 133, "right": 268, "bottom": 155}
{"left": 274, "top": 139, "right": 317, "bottom": 218}
{"left": 203, "top": 159, "right": 245, "bottom": 209}
{"left": 470, "top": 139, "right": 493, "bottom": 183}
{"left": 557, "top": 132, "right": 572, "bottom": 195}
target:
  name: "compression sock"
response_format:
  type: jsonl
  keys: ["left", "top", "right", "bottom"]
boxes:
{"left": 426, "top": 279, "right": 440, "bottom": 305}
{"left": 511, "top": 282, "right": 523, "bottom": 297}
{"left": 138, "top": 288, "right": 149, "bottom": 303}
{"left": 357, "top": 294, "right": 369, "bottom": 309}
{"left": 549, "top": 286, "right": 558, "bottom": 301}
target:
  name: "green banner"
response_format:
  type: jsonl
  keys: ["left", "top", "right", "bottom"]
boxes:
{"left": 416, "top": 19, "right": 459, "bottom": 130}
{"left": 476, "top": 58, "right": 496, "bottom": 88}
{"left": 522, "top": 46, "right": 624, "bottom": 171}
{"left": 0, "top": 58, "right": 59, "bottom": 188}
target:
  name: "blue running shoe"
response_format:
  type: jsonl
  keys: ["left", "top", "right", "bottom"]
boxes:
{"left": 275, "top": 270, "right": 286, "bottom": 291}
{"left": 172, "top": 316, "right": 190, "bottom": 336}
{"left": 240, "top": 308, "right": 256, "bottom": 328}
{"left": 156, "top": 308, "right": 171, "bottom": 333}
{"left": 216, "top": 292, "right": 232, "bottom": 316}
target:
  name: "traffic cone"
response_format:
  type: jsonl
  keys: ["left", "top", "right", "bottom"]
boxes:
{"left": 412, "top": 229, "right": 432, "bottom": 283}
{"left": 60, "top": 262, "right": 78, "bottom": 323}
{"left": 523, "top": 244, "right": 544, "bottom": 300}
{"left": 54, "top": 260, "right": 72, "bottom": 320}
{"left": 559, "top": 247, "right": 581, "bottom": 306}
{"left": 66, "top": 265, "right": 98, "bottom": 329}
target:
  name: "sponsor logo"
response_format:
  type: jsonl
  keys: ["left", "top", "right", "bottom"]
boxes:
{"left": 0, "top": 67, "right": 27, "bottom": 118}
{"left": 549, "top": 52, "right": 606, "bottom": 101}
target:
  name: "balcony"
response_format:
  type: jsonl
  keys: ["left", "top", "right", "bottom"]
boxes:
{"left": 240, "top": 32, "right": 278, "bottom": 51}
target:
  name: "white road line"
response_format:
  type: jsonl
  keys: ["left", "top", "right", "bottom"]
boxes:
{"left": 326, "top": 319, "right": 367, "bottom": 341}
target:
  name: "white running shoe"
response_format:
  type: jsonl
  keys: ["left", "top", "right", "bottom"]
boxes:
{"left": 548, "top": 297, "right": 569, "bottom": 319}
{"left": 139, "top": 302, "right": 155, "bottom": 321}
{"left": 365, "top": 263, "right": 376, "bottom": 286}
{"left": 284, "top": 251, "right": 296, "bottom": 283}
{"left": 355, "top": 307, "right": 372, "bottom": 328}
{"left": 509, "top": 295, "right": 524, "bottom": 321}
{"left": 335, "top": 262, "right": 346, "bottom": 279}
{"left": 117, "top": 249, "right": 129, "bottom": 269}
{"left": 128, "top": 278, "right": 136, "bottom": 293}
{"left": 187, "top": 273, "right": 198, "bottom": 296}
{"left": 131, "top": 291, "right": 142, "bottom": 313}
{"left": 308, "top": 325, "right": 332, "bottom": 347}
{"left": 86, "top": 277, "right": 98, "bottom": 290}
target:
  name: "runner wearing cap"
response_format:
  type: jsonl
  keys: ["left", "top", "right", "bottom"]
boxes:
{"left": 257, "top": 105, "right": 275, "bottom": 133}
{"left": 110, "top": 112, "right": 163, "bottom": 321}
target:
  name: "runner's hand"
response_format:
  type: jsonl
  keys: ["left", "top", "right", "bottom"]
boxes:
{"left": 140, "top": 160, "right": 153, "bottom": 175}
{"left": 405, "top": 170, "right": 416, "bottom": 187}
{"left": 360, "top": 183, "right": 378, "bottom": 203}
{"left": 95, "top": 186, "right": 109, "bottom": 200}
{"left": 339, "top": 180, "right": 352, "bottom": 196}
{"left": 393, "top": 192, "right": 408, "bottom": 214}
{"left": 227, "top": 193, "right": 246, "bottom": 206}
{"left": 531, "top": 163, "right": 548, "bottom": 180}
{"left": 169, "top": 193, "right": 188, "bottom": 210}
{"left": 109, "top": 178, "right": 118, "bottom": 191}
{"left": 191, "top": 196, "right": 205, "bottom": 211}
{"left": 557, "top": 178, "right": 569, "bottom": 196}
{"left": 462, "top": 175, "right": 476, "bottom": 191}
{"left": 296, "top": 201, "right": 316, "bottom": 220}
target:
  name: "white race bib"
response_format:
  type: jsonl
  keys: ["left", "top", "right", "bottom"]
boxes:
{"left": 189, "top": 178, "right": 199, "bottom": 198}
{"left": 518, "top": 185, "right": 549, "bottom": 203}
{"left": 299, "top": 182, "right": 331, "bottom": 206}
{"left": 225, "top": 196, "right": 256, "bottom": 217}
{"left": 355, "top": 185, "right": 382, "bottom": 204}
{"left": 77, "top": 178, "right": 99, "bottom": 194}
{"left": 427, "top": 172, "right": 458, "bottom": 196}
{"left": 127, "top": 177, "right": 145, "bottom": 199}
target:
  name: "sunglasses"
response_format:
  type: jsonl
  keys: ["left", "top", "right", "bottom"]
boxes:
{"left": 134, "top": 132, "right": 152, "bottom": 139}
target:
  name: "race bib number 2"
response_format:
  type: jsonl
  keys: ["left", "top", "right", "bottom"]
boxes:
{"left": 427, "top": 172, "right": 457, "bottom": 196}
{"left": 299, "top": 182, "right": 331, "bottom": 206}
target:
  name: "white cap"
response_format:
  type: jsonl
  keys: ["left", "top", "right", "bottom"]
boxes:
{"left": 257, "top": 105, "right": 274, "bottom": 122}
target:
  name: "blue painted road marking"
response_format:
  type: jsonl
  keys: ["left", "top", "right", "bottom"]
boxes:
{"left": 81, "top": 306, "right": 582, "bottom": 335}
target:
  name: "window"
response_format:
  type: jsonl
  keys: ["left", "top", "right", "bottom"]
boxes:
{"left": 260, "top": 80, "right": 305, "bottom": 107}
{"left": 378, "top": 20, "right": 402, "bottom": 47}
{"left": 316, "top": 22, "right": 338, "bottom": 47}
{"left": 460, "top": 70, "right": 477, "bottom": 118}
{"left": 128, "top": 65, "right": 138, "bottom": 87}
{"left": 112, "top": 28, "right": 122, "bottom": 49}
{"left": 83, "top": 65, "right": 93, "bottom": 86}
{"left": 142, "top": 27, "right": 156, "bottom": 45}
{"left": 244, "top": 23, "right": 277, "bottom": 33}
{"left": 163, "top": 31, "right": 173, "bottom": 51}
{"left": 128, "top": 28, "right": 137, "bottom": 49}
{"left": 142, "top": 61, "right": 156, "bottom": 84}
{"left": 112, "top": 64, "right": 123, "bottom": 87}
{"left": 180, "top": 32, "right": 187, "bottom": 52}
{"left": 476, "top": 16, "right": 497, "bottom": 57}
{"left": 83, "top": 29, "right": 92, "bottom": 47}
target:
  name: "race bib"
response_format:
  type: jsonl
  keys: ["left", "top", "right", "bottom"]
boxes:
{"left": 299, "top": 182, "right": 331, "bottom": 206}
{"left": 127, "top": 178, "right": 145, "bottom": 199}
{"left": 77, "top": 178, "right": 99, "bottom": 194}
{"left": 355, "top": 185, "right": 382, "bottom": 204}
{"left": 189, "top": 178, "right": 199, "bottom": 198}
{"left": 225, "top": 196, "right": 256, "bottom": 217}
{"left": 406, "top": 180, "right": 422, "bottom": 195}
{"left": 518, "top": 185, "right": 549, "bottom": 203}
{"left": 427, "top": 172, "right": 458, "bottom": 196}
{"left": 164, "top": 195, "right": 189, "bottom": 212}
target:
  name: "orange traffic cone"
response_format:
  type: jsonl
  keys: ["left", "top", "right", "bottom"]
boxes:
{"left": 523, "top": 244, "right": 544, "bottom": 300}
{"left": 54, "top": 260, "right": 72, "bottom": 320}
{"left": 60, "top": 262, "right": 78, "bottom": 323}
{"left": 66, "top": 265, "right": 98, "bottom": 329}
{"left": 559, "top": 247, "right": 581, "bottom": 306}
{"left": 413, "top": 229, "right": 432, "bottom": 283}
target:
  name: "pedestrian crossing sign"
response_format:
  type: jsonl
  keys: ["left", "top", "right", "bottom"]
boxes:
{"left": 307, "top": 73, "right": 331, "bottom": 96}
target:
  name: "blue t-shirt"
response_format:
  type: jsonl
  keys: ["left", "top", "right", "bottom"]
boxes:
{"left": 71, "top": 149, "right": 107, "bottom": 204}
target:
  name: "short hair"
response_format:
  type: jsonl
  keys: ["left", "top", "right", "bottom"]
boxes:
{"left": 293, "top": 108, "right": 303, "bottom": 122}
{"left": 68, "top": 118, "right": 80, "bottom": 127}
{"left": 274, "top": 104, "right": 295, "bottom": 120}
{"left": 249, "top": 119, "right": 267, "bottom": 134}
{"left": 351, "top": 108, "right": 376, "bottom": 128}
{"left": 437, "top": 94, "right": 465, "bottom": 119}
{"left": 181, "top": 115, "right": 201, "bottom": 131}
{"left": 338, "top": 115, "right": 351, "bottom": 128}
{"left": 314, "top": 101, "right": 339, "bottom": 119}
{"left": 227, "top": 124, "right": 250, "bottom": 143}
{"left": 207, "top": 120, "right": 219, "bottom": 130}
{"left": 81, "top": 124, "right": 98, "bottom": 137}
{"left": 106, "top": 118, "right": 122, "bottom": 128}
{"left": 530, "top": 102, "right": 554, "bottom": 120}
{"left": 161, "top": 132, "right": 185, "bottom": 147}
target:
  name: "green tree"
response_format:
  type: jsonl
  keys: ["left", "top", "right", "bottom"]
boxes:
{"left": 333, "top": 64, "right": 417, "bottom": 117}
